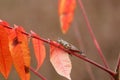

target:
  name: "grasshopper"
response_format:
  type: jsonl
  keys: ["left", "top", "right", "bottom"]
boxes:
{"left": 57, "top": 39, "right": 85, "bottom": 56}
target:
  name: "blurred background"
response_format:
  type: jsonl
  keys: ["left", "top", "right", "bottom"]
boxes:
{"left": 0, "top": 0, "right": 120, "bottom": 80}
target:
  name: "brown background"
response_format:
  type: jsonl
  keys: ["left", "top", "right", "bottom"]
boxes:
{"left": 0, "top": 0, "right": 120, "bottom": 80}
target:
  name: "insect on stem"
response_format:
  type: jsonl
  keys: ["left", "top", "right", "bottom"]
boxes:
{"left": 57, "top": 38, "right": 85, "bottom": 56}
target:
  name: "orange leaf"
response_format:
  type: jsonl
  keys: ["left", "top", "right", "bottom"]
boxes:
{"left": 0, "top": 25, "right": 12, "bottom": 78}
{"left": 50, "top": 44, "right": 72, "bottom": 80}
{"left": 31, "top": 31, "right": 46, "bottom": 71}
{"left": 0, "top": 20, "right": 11, "bottom": 33}
{"left": 0, "top": 20, "right": 9, "bottom": 27}
{"left": 9, "top": 26, "right": 31, "bottom": 80}
{"left": 59, "top": 0, "right": 76, "bottom": 33}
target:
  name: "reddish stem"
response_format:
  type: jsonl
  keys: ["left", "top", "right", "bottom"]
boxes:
{"left": 1, "top": 23, "right": 115, "bottom": 78}
{"left": 114, "top": 54, "right": 120, "bottom": 80}
{"left": 116, "top": 54, "right": 120, "bottom": 72}
{"left": 30, "top": 67, "right": 47, "bottom": 80}
{"left": 78, "top": 0, "right": 109, "bottom": 68}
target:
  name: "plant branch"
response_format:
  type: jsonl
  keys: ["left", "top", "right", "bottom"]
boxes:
{"left": 1, "top": 22, "right": 115, "bottom": 78}
{"left": 30, "top": 67, "right": 47, "bottom": 80}
{"left": 78, "top": 0, "right": 109, "bottom": 68}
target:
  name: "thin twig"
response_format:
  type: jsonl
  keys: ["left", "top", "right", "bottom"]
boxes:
{"left": 78, "top": 0, "right": 109, "bottom": 68}
{"left": 114, "top": 54, "right": 120, "bottom": 80}
{"left": 116, "top": 54, "right": 120, "bottom": 72}
{"left": 30, "top": 67, "right": 47, "bottom": 80}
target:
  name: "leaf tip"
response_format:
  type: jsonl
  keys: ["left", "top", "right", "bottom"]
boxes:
{"left": 67, "top": 76, "right": 71, "bottom": 80}
{"left": 30, "top": 30, "right": 35, "bottom": 34}
{"left": 62, "top": 29, "right": 67, "bottom": 34}
{"left": 14, "top": 24, "right": 18, "bottom": 28}
{"left": 0, "top": 19, "right": 3, "bottom": 22}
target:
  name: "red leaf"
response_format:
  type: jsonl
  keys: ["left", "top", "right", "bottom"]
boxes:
{"left": 0, "top": 24, "right": 12, "bottom": 78}
{"left": 59, "top": 0, "right": 76, "bottom": 33}
{"left": 0, "top": 20, "right": 11, "bottom": 33}
{"left": 50, "top": 44, "right": 72, "bottom": 80}
{"left": 31, "top": 31, "right": 46, "bottom": 71}
{"left": 0, "top": 20, "right": 9, "bottom": 27}
{"left": 9, "top": 26, "right": 31, "bottom": 80}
